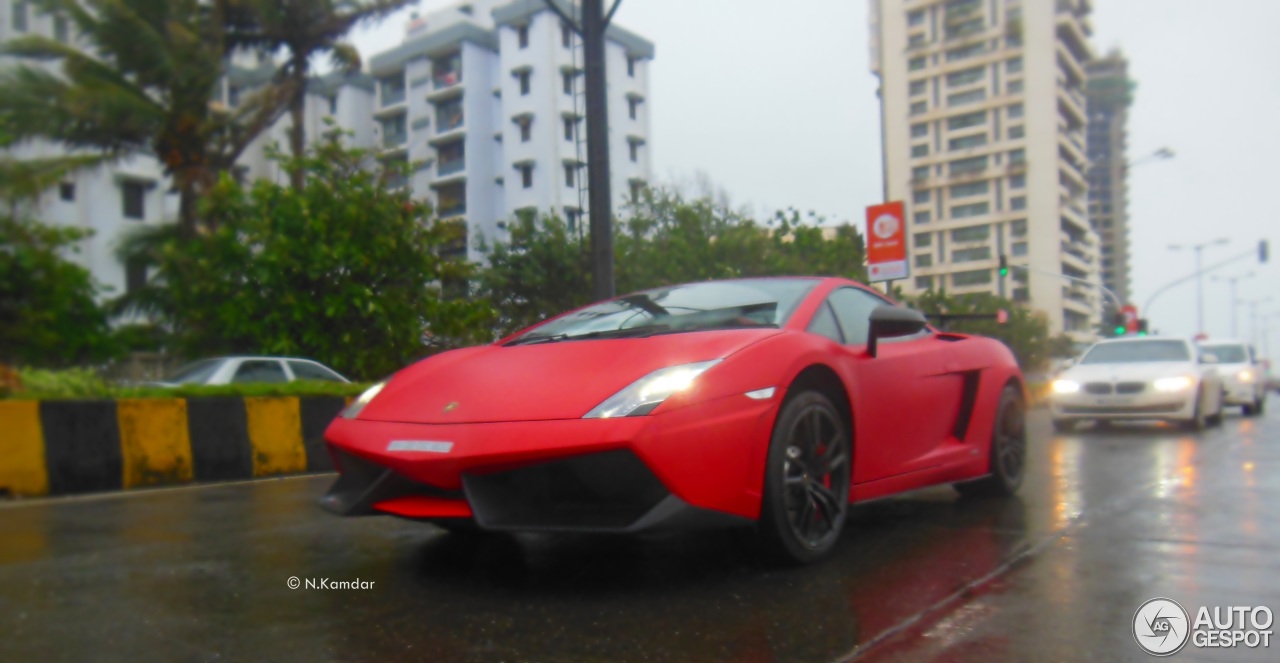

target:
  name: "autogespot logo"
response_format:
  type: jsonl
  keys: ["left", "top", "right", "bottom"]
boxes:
{"left": 1134, "top": 598, "right": 1191, "bottom": 656}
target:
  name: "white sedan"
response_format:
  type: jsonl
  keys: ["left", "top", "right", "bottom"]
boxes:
{"left": 148, "top": 356, "right": 350, "bottom": 387}
{"left": 1049, "top": 337, "right": 1225, "bottom": 432}
{"left": 1198, "top": 340, "right": 1267, "bottom": 416}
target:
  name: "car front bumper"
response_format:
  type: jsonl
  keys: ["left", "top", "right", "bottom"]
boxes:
{"left": 1050, "top": 389, "right": 1197, "bottom": 421}
{"left": 1222, "top": 378, "right": 1261, "bottom": 406}
{"left": 320, "top": 394, "right": 777, "bottom": 532}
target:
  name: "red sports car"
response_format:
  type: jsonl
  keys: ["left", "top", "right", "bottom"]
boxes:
{"left": 321, "top": 277, "right": 1026, "bottom": 564}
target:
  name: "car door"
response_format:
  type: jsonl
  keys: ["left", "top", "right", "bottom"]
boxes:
{"left": 819, "top": 288, "right": 962, "bottom": 484}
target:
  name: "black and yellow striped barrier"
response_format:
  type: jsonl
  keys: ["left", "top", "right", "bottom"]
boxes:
{"left": 0, "top": 396, "right": 346, "bottom": 497}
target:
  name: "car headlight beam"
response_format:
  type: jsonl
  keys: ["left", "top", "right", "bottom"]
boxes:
{"left": 1238, "top": 369, "right": 1255, "bottom": 383}
{"left": 341, "top": 381, "right": 387, "bottom": 419}
{"left": 584, "top": 360, "right": 721, "bottom": 419}
{"left": 1153, "top": 376, "right": 1194, "bottom": 393}
{"left": 1051, "top": 379, "right": 1081, "bottom": 394}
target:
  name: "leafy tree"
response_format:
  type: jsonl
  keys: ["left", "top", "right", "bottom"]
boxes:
{"left": 907, "top": 289, "right": 1054, "bottom": 373}
{"left": 220, "top": 0, "right": 408, "bottom": 188}
{"left": 0, "top": 217, "right": 114, "bottom": 367}
{"left": 474, "top": 213, "right": 591, "bottom": 335}
{"left": 125, "top": 131, "right": 490, "bottom": 380}
{"left": 0, "top": 0, "right": 288, "bottom": 235}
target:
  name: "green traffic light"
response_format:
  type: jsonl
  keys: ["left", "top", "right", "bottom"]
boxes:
{"left": 1137, "top": 331, "right": 1147, "bottom": 336}
{"left": 1114, "top": 326, "right": 1126, "bottom": 335}
{"left": 999, "top": 268, "right": 1009, "bottom": 276}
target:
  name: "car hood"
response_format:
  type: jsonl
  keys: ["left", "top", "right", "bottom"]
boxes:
{"left": 1060, "top": 361, "right": 1199, "bottom": 383}
{"left": 356, "top": 328, "right": 782, "bottom": 424}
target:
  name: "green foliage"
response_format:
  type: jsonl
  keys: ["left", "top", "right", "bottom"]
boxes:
{"left": 126, "top": 131, "right": 490, "bottom": 380}
{"left": 0, "top": 217, "right": 115, "bottom": 367}
{"left": 907, "top": 289, "right": 1055, "bottom": 373}
{"left": 476, "top": 189, "right": 868, "bottom": 336}
{"left": 9, "top": 366, "right": 369, "bottom": 400}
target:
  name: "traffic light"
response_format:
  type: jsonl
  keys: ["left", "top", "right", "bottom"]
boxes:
{"left": 998, "top": 254, "right": 1009, "bottom": 277}
{"left": 1137, "top": 318, "right": 1149, "bottom": 336}
{"left": 1260, "top": 239, "right": 1269, "bottom": 264}
{"left": 1111, "top": 310, "right": 1127, "bottom": 336}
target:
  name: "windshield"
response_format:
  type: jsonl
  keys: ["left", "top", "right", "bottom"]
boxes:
{"left": 1200, "top": 344, "right": 1249, "bottom": 363}
{"left": 508, "top": 279, "right": 819, "bottom": 344}
{"left": 164, "top": 359, "right": 223, "bottom": 384}
{"left": 1079, "top": 340, "right": 1190, "bottom": 365}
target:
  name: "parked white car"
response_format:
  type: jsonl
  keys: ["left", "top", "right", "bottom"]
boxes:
{"left": 1049, "top": 337, "right": 1225, "bottom": 432}
{"left": 1197, "top": 340, "right": 1267, "bottom": 416}
{"left": 148, "top": 357, "right": 350, "bottom": 387}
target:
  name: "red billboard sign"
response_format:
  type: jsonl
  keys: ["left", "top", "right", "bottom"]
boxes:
{"left": 866, "top": 201, "right": 908, "bottom": 283}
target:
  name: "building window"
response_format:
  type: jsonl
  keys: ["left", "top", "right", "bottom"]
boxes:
{"left": 951, "top": 202, "right": 990, "bottom": 219}
{"left": 947, "top": 89, "right": 986, "bottom": 107}
{"left": 516, "top": 116, "right": 532, "bottom": 142}
{"left": 908, "top": 56, "right": 926, "bottom": 72}
{"left": 952, "top": 246, "right": 991, "bottom": 263}
{"left": 948, "top": 133, "right": 987, "bottom": 151}
{"left": 437, "top": 182, "right": 466, "bottom": 217}
{"left": 909, "top": 100, "right": 927, "bottom": 116}
{"left": 563, "top": 21, "right": 573, "bottom": 48}
{"left": 945, "top": 43, "right": 985, "bottom": 62}
{"left": 59, "top": 182, "right": 75, "bottom": 202}
{"left": 378, "top": 114, "right": 406, "bottom": 148}
{"left": 437, "top": 140, "right": 465, "bottom": 175}
{"left": 946, "top": 66, "right": 985, "bottom": 87}
{"left": 562, "top": 71, "right": 573, "bottom": 95}
{"left": 628, "top": 97, "right": 640, "bottom": 120}
{"left": 565, "top": 207, "right": 580, "bottom": 231}
{"left": 1010, "top": 196, "right": 1026, "bottom": 210}
{"left": 627, "top": 56, "right": 636, "bottom": 77}
{"left": 1007, "top": 80, "right": 1023, "bottom": 94}
{"left": 12, "top": 1, "right": 27, "bottom": 32}
{"left": 950, "top": 181, "right": 989, "bottom": 198}
{"left": 947, "top": 110, "right": 986, "bottom": 130}
{"left": 949, "top": 155, "right": 988, "bottom": 175}
{"left": 907, "top": 10, "right": 925, "bottom": 27}
{"left": 1010, "top": 219, "right": 1028, "bottom": 237}
{"left": 952, "top": 269, "right": 993, "bottom": 287}
{"left": 909, "top": 80, "right": 927, "bottom": 96}
{"left": 950, "top": 224, "right": 990, "bottom": 242}
{"left": 563, "top": 116, "right": 575, "bottom": 141}
{"left": 1009, "top": 148, "right": 1026, "bottom": 164}
{"left": 518, "top": 24, "right": 529, "bottom": 48}
{"left": 433, "top": 53, "right": 462, "bottom": 87}
{"left": 911, "top": 122, "right": 928, "bottom": 138}
{"left": 1008, "top": 125, "right": 1024, "bottom": 139}
{"left": 378, "top": 74, "right": 405, "bottom": 106}
{"left": 915, "top": 254, "right": 933, "bottom": 268}
{"left": 519, "top": 163, "right": 534, "bottom": 189}
{"left": 1008, "top": 103, "right": 1024, "bottom": 119}
{"left": 629, "top": 140, "right": 640, "bottom": 162}
{"left": 911, "top": 144, "right": 929, "bottom": 158}
{"left": 1009, "top": 174, "right": 1026, "bottom": 189}
{"left": 125, "top": 257, "right": 147, "bottom": 294}
{"left": 914, "top": 210, "right": 932, "bottom": 224}
{"left": 122, "top": 181, "right": 145, "bottom": 220}
{"left": 913, "top": 232, "right": 932, "bottom": 248}
{"left": 1012, "top": 241, "right": 1028, "bottom": 257}
{"left": 328, "top": 95, "right": 338, "bottom": 115}
{"left": 564, "top": 163, "right": 575, "bottom": 187}
{"left": 437, "top": 97, "right": 463, "bottom": 131}
{"left": 1007, "top": 57, "right": 1023, "bottom": 74}
{"left": 630, "top": 179, "right": 645, "bottom": 201}
{"left": 915, "top": 275, "right": 934, "bottom": 290}
{"left": 913, "top": 190, "right": 930, "bottom": 205}
{"left": 912, "top": 166, "right": 930, "bottom": 181}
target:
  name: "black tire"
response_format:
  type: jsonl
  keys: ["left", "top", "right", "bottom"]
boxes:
{"left": 758, "top": 391, "right": 851, "bottom": 565}
{"left": 956, "top": 385, "right": 1026, "bottom": 498}
{"left": 1242, "top": 402, "right": 1257, "bottom": 417}
{"left": 1052, "top": 418, "right": 1076, "bottom": 433}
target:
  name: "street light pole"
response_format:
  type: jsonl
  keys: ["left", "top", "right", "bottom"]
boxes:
{"left": 1240, "top": 297, "right": 1273, "bottom": 348}
{"left": 1168, "top": 238, "right": 1229, "bottom": 336}
{"left": 1211, "top": 271, "right": 1254, "bottom": 338}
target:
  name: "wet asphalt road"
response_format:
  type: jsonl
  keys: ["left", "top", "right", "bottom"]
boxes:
{"left": 1, "top": 405, "right": 1277, "bottom": 663}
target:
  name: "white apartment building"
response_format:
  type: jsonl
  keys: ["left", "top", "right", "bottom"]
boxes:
{"left": 367, "top": 0, "right": 653, "bottom": 261}
{"left": 2, "top": 0, "right": 653, "bottom": 287}
{"left": 870, "top": 0, "right": 1099, "bottom": 338}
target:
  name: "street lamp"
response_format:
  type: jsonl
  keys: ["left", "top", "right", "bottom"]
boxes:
{"left": 1123, "top": 147, "right": 1175, "bottom": 173}
{"left": 1211, "top": 271, "right": 1254, "bottom": 338}
{"left": 1239, "top": 297, "right": 1273, "bottom": 348}
{"left": 1168, "top": 238, "right": 1230, "bottom": 336}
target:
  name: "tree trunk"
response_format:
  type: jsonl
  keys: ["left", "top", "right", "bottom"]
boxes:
{"left": 288, "top": 58, "right": 307, "bottom": 190}
{"left": 178, "top": 175, "right": 199, "bottom": 240}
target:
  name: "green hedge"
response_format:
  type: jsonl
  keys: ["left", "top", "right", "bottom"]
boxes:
{"left": 7, "top": 367, "right": 370, "bottom": 400}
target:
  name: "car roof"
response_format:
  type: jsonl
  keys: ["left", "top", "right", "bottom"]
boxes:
{"left": 1197, "top": 339, "right": 1249, "bottom": 347}
{"left": 1091, "top": 336, "right": 1191, "bottom": 345}
{"left": 205, "top": 356, "right": 332, "bottom": 364}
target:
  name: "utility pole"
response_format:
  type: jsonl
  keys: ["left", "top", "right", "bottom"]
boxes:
{"left": 1241, "top": 297, "right": 1272, "bottom": 348}
{"left": 1168, "top": 238, "right": 1229, "bottom": 336}
{"left": 1211, "top": 271, "right": 1253, "bottom": 338}
{"left": 544, "top": 0, "right": 620, "bottom": 301}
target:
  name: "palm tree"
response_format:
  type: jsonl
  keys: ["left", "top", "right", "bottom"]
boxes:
{"left": 220, "top": 0, "right": 408, "bottom": 189}
{"left": 0, "top": 0, "right": 289, "bottom": 236}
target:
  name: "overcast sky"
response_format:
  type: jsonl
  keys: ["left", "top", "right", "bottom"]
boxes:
{"left": 352, "top": 1, "right": 1280, "bottom": 348}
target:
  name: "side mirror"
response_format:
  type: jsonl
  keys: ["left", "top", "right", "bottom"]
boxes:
{"left": 1200, "top": 352, "right": 1219, "bottom": 365}
{"left": 868, "top": 305, "right": 928, "bottom": 357}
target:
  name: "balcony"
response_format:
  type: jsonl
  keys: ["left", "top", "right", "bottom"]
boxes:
{"left": 438, "top": 158, "right": 465, "bottom": 177}
{"left": 381, "top": 131, "right": 407, "bottom": 150}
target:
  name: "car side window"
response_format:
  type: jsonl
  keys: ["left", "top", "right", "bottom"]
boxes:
{"left": 806, "top": 301, "right": 844, "bottom": 343}
{"left": 288, "top": 361, "right": 343, "bottom": 382}
{"left": 233, "top": 360, "right": 288, "bottom": 384}
{"left": 826, "top": 287, "right": 889, "bottom": 346}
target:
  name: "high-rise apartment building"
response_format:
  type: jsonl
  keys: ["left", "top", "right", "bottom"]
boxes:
{"left": 870, "top": 0, "right": 1099, "bottom": 337}
{"left": 365, "top": 0, "right": 653, "bottom": 262}
{"left": 1085, "top": 50, "right": 1133, "bottom": 307}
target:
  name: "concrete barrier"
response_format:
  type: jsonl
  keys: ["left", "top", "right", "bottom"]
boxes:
{"left": 0, "top": 396, "right": 346, "bottom": 498}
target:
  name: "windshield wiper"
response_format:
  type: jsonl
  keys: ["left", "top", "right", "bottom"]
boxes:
{"left": 505, "top": 324, "right": 672, "bottom": 346}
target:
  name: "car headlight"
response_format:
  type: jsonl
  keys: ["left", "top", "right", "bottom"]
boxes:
{"left": 1153, "top": 376, "right": 1194, "bottom": 392}
{"left": 1238, "top": 370, "right": 1255, "bottom": 383}
{"left": 584, "top": 360, "right": 721, "bottom": 418}
{"left": 341, "top": 381, "right": 387, "bottom": 419}
{"left": 1051, "top": 379, "right": 1081, "bottom": 394}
